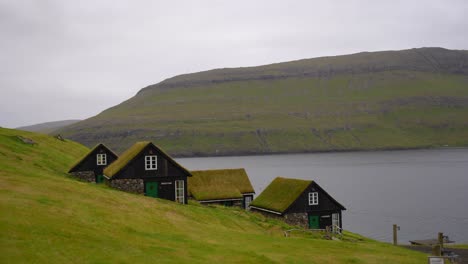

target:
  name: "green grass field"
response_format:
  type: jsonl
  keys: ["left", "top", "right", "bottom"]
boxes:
{"left": 0, "top": 128, "right": 426, "bottom": 263}
{"left": 447, "top": 244, "right": 468, "bottom": 249}
{"left": 58, "top": 48, "right": 468, "bottom": 155}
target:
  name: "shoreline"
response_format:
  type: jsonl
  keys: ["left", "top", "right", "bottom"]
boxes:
{"left": 173, "top": 145, "right": 468, "bottom": 159}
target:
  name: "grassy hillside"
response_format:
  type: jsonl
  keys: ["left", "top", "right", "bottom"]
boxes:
{"left": 16, "top": 119, "right": 81, "bottom": 134}
{"left": 0, "top": 128, "right": 426, "bottom": 263}
{"left": 58, "top": 47, "right": 468, "bottom": 155}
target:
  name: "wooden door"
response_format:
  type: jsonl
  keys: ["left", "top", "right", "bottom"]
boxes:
{"left": 244, "top": 196, "right": 252, "bottom": 209}
{"left": 96, "top": 175, "right": 104, "bottom": 183}
{"left": 308, "top": 215, "right": 319, "bottom": 229}
{"left": 145, "top": 182, "right": 159, "bottom": 198}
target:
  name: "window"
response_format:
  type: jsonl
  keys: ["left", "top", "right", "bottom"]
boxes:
{"left": 175, "top": 180, "right": 184, "bottom": 204}
{"left": 332, "top": 213, "right": 340, "bottom": 233}
{"left": 308, "top": 192, "right": 318, "bottom": 205}
{"left": 145, "top": 155, "right": 157, "bottom": 170}
{"left": 97, "top": 154, "right": 107, "bottom": 165}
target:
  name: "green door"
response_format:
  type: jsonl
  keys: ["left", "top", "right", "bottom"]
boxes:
{"left": 308, "top": 215, "right": 319, "bottom": 229}
{"left": 96, "top": 175, "right": 104, "bottom": 183}
{"left": 145, "top": 182, "right": 158, "bottom": 198}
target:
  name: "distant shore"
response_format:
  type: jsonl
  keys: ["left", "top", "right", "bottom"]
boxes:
{"left": 173, "top": 145, "right": 468, "bottom": 159}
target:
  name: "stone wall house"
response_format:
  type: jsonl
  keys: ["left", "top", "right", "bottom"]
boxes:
{"left": 68, "top": 143, "right": 118, "bottom": 183}
{"left": 103, "top": 141, "right": 191, "bottom": 204}
{"left": 250, "top": 177, "right": 345, "bottom": 231}
{"left": 188, "top": 168, "right": 255, "bottom": 209}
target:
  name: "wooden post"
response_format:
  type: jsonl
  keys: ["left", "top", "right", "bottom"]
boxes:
{"left": 438, "top": 232, "right": 444, "bottom": 249}
{"left": 432, "top": 244, "right": 441, "bottom": 256}
{"left": 393, "top": 224, "right": 398, "bottom": 245}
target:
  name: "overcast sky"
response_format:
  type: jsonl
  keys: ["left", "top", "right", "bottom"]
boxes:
{"left": 1, "top": 0, "right": 467, "bottom": 128}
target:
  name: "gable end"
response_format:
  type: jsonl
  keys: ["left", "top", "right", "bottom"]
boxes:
{"left": 284, "top": 182, "right": 346, "bottom": 214}
{"left": 105, "top": 142, "right": 191, "bottom": 180}
{"left": 68, "top": 143, "right": 118, "bottom": 173}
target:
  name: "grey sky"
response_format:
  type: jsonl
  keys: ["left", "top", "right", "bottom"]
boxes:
{"left": 1, "top": 0, "right": 467, "bottom": 128}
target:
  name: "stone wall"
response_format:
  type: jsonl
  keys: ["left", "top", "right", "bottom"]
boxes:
{"left": 251, "top": 208, "right": 308, "bottom": 228}
{"left": 283, "top": 212, "right": 308, "bottom": 228}
{"left": 108, "top": 178, "right": 144, "bottom": 194}
{"left": 70, "top": 171, "right": 95, "bottom": 183}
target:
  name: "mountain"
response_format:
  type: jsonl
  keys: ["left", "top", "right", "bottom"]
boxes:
{"left": 0, "top": 127, "right": 425, "bottom": 262}
{"left": 16, "top": 119, "right": 81, "bottom": 134}
{"left": 58, "top": 47, "right": 468, "bottom": 155}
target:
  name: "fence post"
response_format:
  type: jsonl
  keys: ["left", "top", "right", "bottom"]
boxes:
{"left": 438, "top": 232, "right": 444, "bottom": 249}
{"left": 393, "top": 224, "right": 398, "bottom": 245}
{"left": 432, "top": 244, "right": 441, "bottom": 256}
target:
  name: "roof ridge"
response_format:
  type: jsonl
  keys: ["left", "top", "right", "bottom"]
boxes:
{"left": 275, "top": 176, "right": 313, "bottom": 183}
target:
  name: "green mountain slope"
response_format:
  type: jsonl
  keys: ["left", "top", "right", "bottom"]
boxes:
{"left": 59, "top": 47, "right": 468, "bottom": 155}
{"left": 0, "top": 128, "right": 425, "bottom": 263}
{"left": 16, "top": 119, "right": 81, "bottom": 134}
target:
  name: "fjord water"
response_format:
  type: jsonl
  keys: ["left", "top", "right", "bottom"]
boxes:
{"left": 177, "top": 148, "right": 468, "bottom": 244}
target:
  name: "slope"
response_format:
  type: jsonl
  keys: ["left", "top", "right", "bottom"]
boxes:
{"left": 59, "top": 47, "right": 468, "bottom": 155}
{"left": 17, "top": 119, "right": 81, "bottom": 134}
{"left": 0, "top": 129, "right": 425, "bottom": 263}
{"left": 0, "top": 128, "right": 425, "bottom": 263}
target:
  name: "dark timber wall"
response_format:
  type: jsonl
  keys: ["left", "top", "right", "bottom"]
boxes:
{"left": 285, "top": 182, "right": 344, "bottom": 229}
{"left": 252, "top": 182, "right": 345, "bottom": 229}
{"left": 109, "top": 144, "right": 189, "bottom": 204}
{"left": 73, "top": 145, "right": 117, "bottom": 174}
{"left": 286, "top": 182, "right": 343, "bottom": 214}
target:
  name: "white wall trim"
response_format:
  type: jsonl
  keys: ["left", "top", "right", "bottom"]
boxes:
{"left": 249, "top": 206, "right": 282, "bottom": 215}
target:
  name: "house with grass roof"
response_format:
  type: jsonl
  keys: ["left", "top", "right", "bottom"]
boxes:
{"left": 68, "top": 143, "right": 118, "bottom": 183}
{"left": 188, "top": 168, "right": 255, "bottom": 209}
{"left": 250, "top": 177, "right": 345, "bottom": 231}
{"left": 103, "top": 141, "right": 191, "bottom": 204}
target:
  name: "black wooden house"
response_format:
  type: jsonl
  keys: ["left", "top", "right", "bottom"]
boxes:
{"left": 250, "top": 177, "right": 345, "bottom": 231}
{"left": 68, "top": 143, "right": 118, "bottom": 183}
{"left": 103, "top": 141, "right": 191, "bottom": 204}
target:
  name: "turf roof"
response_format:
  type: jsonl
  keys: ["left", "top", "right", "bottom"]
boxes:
{"left": 103, "top": 141, "right": 150, "bottom": 178}
{"left": 103, "top": 141, "right": 191, "bottom": 178}
{"left": 188, "top": 168, "right": 255, "bottom": 201}
{"left": 250, "top": 177, "right": 312, "bottom": 214}
{"left": 68, "top": 143, "right": 117, "bottom": 173}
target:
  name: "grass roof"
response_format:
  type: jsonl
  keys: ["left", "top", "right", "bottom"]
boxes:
{"left": 103, "top": 141, "right": 150, "bottom": 178}
{"left": 68, "top": 143, "right": 117, "bottom": 173}
{"left": 188, "top": 168, "right": 255, "bottom": 201}
{"left": 250, "top": 177, "right": 312, "bottom": 214}
{"left": 103, "top": 141, "right": 191, "bottom": 178}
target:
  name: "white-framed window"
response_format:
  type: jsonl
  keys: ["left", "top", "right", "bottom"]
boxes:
{"left": 309, "top": 192, "right": 319, "bottom": 205}
{"left": 145, "top": 155, "right": 157, "bottom": 170}
{"left": 97, "top": 154, "right": 107, "bottom": 165}
{"left": 332, "top": 213, "right": 340, "bottom": 233}
{"left": 175, "top": 180, "right": 184, "bottom": 204}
